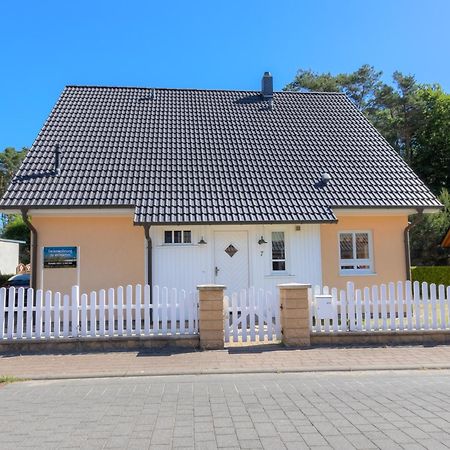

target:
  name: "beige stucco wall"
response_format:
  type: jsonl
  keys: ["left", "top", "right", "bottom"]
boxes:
{"left": 320, "top": 214, "right": 408, "bottom": 290}
{"left": 33, "top": 215, "right": 145, "bottom": 295}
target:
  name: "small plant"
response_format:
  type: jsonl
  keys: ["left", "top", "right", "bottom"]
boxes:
{"left": 0, "top": 375, "right": 26, "bottom": 384}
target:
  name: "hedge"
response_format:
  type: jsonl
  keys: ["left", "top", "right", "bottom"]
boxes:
{"left": 411, "top": 266, "right": 450, "bottom": 286}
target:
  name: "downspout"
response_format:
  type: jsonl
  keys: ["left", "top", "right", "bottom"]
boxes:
{"left": 143, "top": 224, "right": 152, "bottom": 302}
{"left": 21, "top": 208, "right": 38, "bottom": 290}
{"left": 404, "top": 208, "right": 424, "bottom": 281}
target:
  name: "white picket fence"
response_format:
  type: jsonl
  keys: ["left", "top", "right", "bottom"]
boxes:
{"left": 224, "top": 288, "right": 281, "bottom": 344}
{"left": 0, "top": 284, "right": 198, "bottom": 341}
{"left": 311, "top": 281, "right": 450, "bottom": 333}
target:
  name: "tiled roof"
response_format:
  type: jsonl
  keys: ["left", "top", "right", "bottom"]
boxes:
{"left": 0, "top": 86, "right": 441, "bottom": 223}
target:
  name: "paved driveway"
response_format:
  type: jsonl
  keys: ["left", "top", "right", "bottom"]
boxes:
{"left": 1, "top": 370, "right": 450, "bottom": 449}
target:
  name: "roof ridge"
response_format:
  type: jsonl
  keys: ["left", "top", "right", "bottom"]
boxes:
{"left": 64, "top": 85, "right": 346, "bottom": 95}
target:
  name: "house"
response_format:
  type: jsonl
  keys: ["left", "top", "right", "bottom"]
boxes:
{"left": 0, "top": 238, "right": 25, "bottom": 275}
{"left": 0, "top": 73, "right": 442, "bottom": 296}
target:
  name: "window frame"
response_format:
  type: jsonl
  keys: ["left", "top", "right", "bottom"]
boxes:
{"left": 338, "top": 230, "right": 374, "bottom": 276}
{"left": 163, "top": 230, "right": 193, "bottom": 245}
{"left": 271, "top": 231, "right": 287, "bottom": 273}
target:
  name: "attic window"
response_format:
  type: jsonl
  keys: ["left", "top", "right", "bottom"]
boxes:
{"left": 164, "top": 230, "right": 192, "bottom": 244}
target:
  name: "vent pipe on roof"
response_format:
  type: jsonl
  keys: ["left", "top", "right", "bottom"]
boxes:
{"left": 54, "top": 144, "right": 61, "bottom": 175}
{"left": 261, "top": 72, "right": 273, "bottom": 100}
{"left": 321, "top": 173, "right": 331, "bottom": 185}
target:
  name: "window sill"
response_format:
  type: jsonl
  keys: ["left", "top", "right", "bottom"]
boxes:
{"left": 159, "top": 244, "right": 196, "bottom": 247}
{"left": 264, "top": 273, "right": 296, "bottom": 278}
{"left": 339, "top": 272, "right": 377, "bottom": 277}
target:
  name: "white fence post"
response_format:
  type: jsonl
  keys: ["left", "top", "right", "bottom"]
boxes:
{"left": 80, "top": 293, "right": 88, "bottom": 337}
{"left": 71, "top": 286, "right": 79, "bottom": 338}
{"left": 108, "top": 288, "right": 115, "bottom": 336}
{"left": 144, "top": 284, "right": 150, "bottom": 335}
{"left": 26, "top": 288, "right": 34, "bottom": 339}
{"left": 63, "top": 294, "right": 70, "bottom": 337}
{"left": 0, "top": 288, "right": 6, "bottom": 339}
{"left": 99, "top": 289, "right": 106, "bottom": 336}
{"left": 347, "top": 282, "right": 356, "bottom": 331}
{"left": 44, "top": 290, "right": 52, "bottom": 339}
{"left": 54, "top": 292, "right": 61, "bottom": 338}
{"left": 90, "top": 291, "right": 97, "bottom": 337}
{"left": 17, "top": 288, "right": 25, "bottom": 339}
{"left": 117, "top": 286, "right": 124, "bottom": 336}
{"left": 135, "top": 285, "right": 142, "bottom": 336}
{"left": 7, "top": 287, "right": 15, "bottom": 339}
{"left": 126, "top": 285, "right": 133, "bottom": 337}
{"left": 36, "top": 289, "right": 43, "bottom": 339}
{"left": 422, "top": 282, "right": 429, "bottom": 330}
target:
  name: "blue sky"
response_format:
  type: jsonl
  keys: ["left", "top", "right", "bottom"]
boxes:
{"left": 1, "top": 0, "right": 449, "bottom": 150}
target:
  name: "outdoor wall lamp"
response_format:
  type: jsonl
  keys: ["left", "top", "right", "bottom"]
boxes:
{"left": 258, "top": 236, "right": 267, "bottom": 256}
{"left": 198, "top": 236, "right": 207, "bottom": 245}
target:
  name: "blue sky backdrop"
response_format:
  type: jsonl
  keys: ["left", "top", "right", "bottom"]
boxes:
{"left": 1, "top": 0, "right": 449, "bottom": 150}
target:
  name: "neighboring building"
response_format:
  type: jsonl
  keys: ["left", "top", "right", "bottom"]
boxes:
{"left": 0, "top": 73, "right": 442, "bottom": 295}
{"left": 0, "top": 238, "right": 25, "bottom": 275}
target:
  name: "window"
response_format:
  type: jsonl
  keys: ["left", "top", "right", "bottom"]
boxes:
{"left": 339, "top": 231, "right": 373, "bottom": 274}
{"left": 272, "top": 231, "right": 286, "bottom": 271}
{"left": 164, "top": 230, "right": 192, "bottom": 244}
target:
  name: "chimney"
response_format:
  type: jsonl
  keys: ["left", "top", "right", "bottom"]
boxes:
{"left": 261, "top": 72, "right": 273, "bottom": 99}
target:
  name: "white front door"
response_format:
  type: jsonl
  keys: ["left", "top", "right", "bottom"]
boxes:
{"left": 214, "top": 231, "right": 249, "bottom": 294}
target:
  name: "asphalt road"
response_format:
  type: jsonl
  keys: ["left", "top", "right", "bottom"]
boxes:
{"left": 0, "top": 370, "right": 450, "bottom": 449}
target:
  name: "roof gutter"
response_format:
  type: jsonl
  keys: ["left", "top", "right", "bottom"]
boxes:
{"left": 143, "top": 224, "right": 153, "bottom": 305}
{"left": 404, "top": 208, "right": 424, "bottom": 281}
{"left": 20, "top": 208, "right": 37, "bottom": 291}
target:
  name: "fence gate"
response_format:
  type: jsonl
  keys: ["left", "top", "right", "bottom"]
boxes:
{"left": 224, "top": 288, "right": 281, "bottom": 344}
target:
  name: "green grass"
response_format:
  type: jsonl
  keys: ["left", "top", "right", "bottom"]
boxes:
{"left": 0, "top": 375, "right": 26, "bottom": 385}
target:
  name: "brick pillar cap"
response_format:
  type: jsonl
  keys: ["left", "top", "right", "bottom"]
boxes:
{"left": 277, "top": 283, "right": 311, "bottom": 289}
{"left": 197, "top": 284, "right": 226, "bottom": 290}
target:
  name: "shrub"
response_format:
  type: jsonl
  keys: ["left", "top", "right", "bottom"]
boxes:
{"left": 411, "top": 266, "right": 450, "bottom": 286}
{"left": 0, "top": 274, "right": 13, "bottom": 287}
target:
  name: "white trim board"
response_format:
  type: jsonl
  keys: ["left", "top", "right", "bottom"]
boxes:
{"left": 29, "top": 208, "right": 135, "bottom": 217}
{"left": 333, "top": 208, "right": 441, "bottom": 216}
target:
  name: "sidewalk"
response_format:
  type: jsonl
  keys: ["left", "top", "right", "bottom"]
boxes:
{"left": 2, "top": 343, "right": 450, "bottom": 380}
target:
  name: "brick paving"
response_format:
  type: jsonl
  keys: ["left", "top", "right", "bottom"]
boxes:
{"left": 1, "top": 370, "right": 450, "bottom": 449}
{"left": 1, "top": 344, "right": 450, "bottom": 380}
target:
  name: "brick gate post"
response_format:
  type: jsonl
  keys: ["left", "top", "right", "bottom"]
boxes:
{"left": 197, "top": 284, "right": 226, "bottom": 350}
{"left": 278, "top": 283, "right": 311, "bottom": 347}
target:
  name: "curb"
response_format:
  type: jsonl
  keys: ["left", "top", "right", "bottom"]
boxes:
{"left": 10, "top": 364, "right": 450, "bottom": 381}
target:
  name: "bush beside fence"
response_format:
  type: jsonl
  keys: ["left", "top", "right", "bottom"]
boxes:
{"left": 412, "top": 266, "right": 450, "bottom": 286}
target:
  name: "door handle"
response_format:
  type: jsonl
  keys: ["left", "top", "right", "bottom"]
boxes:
{"left": 215, "top": 266, "right": 220, "bottom": 276}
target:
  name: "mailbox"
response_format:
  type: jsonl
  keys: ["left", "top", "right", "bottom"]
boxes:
{"left": 315, "top": 294, "right": 334, "bottom": 320}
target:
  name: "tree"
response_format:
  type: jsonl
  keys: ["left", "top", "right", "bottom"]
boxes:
{"left": 284, "top": 64, "right": 383, "bottom": 113}
{"left": 0, "top": 147, "right": 27, "bottom": 196}
{"left": 411, "top": 87, "right": 450, "bottom": 194}
{"left": 0, "top": 147, "right": 28, "bottom": 228}
{"left": 372, "top": 72, "right": 424, "bottom": 165}
{"left": 410, "top": 189, "right": 450, "bottom": 266}
{"left": 1, "top": 215, "right": 30, "bottom": 264}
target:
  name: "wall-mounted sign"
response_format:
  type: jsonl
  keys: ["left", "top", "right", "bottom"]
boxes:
{"left": 43, "top": 246, "right": 78, "bottom": 269}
